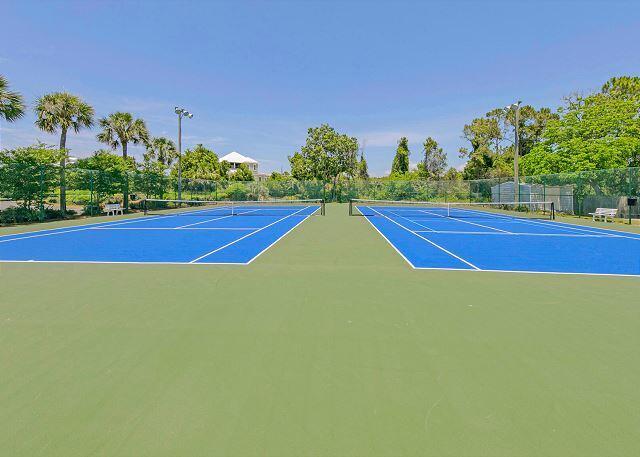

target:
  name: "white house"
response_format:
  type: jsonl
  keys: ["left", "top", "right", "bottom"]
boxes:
{"left": 219, "top": 151, "right": 259, "bottom": 174}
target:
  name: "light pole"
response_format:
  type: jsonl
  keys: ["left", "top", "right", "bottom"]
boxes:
{"left": 175, "top": 107, "right": 193, "bottom": 201}
{"left": 505, "top": 101, "right": 521, "bottom": 204}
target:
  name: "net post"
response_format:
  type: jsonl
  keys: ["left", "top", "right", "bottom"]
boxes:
{"left": 550, "top": 201, "right": 555, "bottom": 220}
{"left": 321, "top": 199, "right": 326, "bottom": 216}
{"left": 349, "top": 199, "right": 353, "bottom": 216}
{"left": 143, "top": 199, "right": 148, "bottom": 215}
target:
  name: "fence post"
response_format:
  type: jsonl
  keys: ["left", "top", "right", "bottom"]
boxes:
{"left": 123, "top": 172, "right": 130, "bottom": 211}
{"left": 90, "top": 171, "right": 95, "bottom": 216}
{"left": 628, "top": 167, "right": 632, "bottom": 224}
{"left": 59, "top": 157, "right": 67, "bottom": 216}
{"left": 39, "top": 166, "right": 45, "bottom": 221}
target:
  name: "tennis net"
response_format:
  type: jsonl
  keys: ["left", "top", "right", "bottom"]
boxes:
{"left": 144, "top": 198, "right": 325, "bottom": 216}
{"left": 349, "top": 199, "right": 555, "bottom": 220}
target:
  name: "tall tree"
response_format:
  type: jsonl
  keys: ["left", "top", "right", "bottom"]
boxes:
{"left": 443, "top": 167, "right": 462, "bottom": 181}
{"left": 357, "top": 151, "right": 369, "bottom": 179}
{"left": 459, "top": 105, "right": 557, "bottom": 179}
{"left": 601, "top": 76, "right": 640, "bottom": 99}
{"left": 421, "top": 137, "right": 447, "bottom": 179}
{"left": 96, "top": 112, "right": 149, "bottom": 209}
{"left": 145, "top": 137, "right": 178, "bottom": 166}
{"left": 269, "top": 171, "right": 291, "bottom": 181}
{"left": 458, "top": 117, "right": 503, "bottom": 179}
{"left": 34, "top": 92, "right": 94, "bottom": 213}
{"left": 173, "top": 144, "right": 227, "bottom": 181}
{"left": 289, "top": 124, "right": 358, "bottom": 196}
{"left": 391, "top": 137, "right": 410, "bottom": 175}
{"left": 486, "top": 105, "right": 559, "bottom": 157}
{"left": 230, "top": 163, "right": 254, "bottom": 181}
{"left": 73, "top": 150, "right": 134, "bottom": 204}
{"left": 0, "top": 75, "right": 25, "bottom": 147}
{"left": 0, "top": 143, "right": 63, "bottom": 215}
{"left": 522, "top": 76, "right": 640, "bottom": 176}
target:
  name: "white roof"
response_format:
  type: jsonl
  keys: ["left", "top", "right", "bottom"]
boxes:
{"left": 219, "top": 151, "right": 258, "bottom": 164}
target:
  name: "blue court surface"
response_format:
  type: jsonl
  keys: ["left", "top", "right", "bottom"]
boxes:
{"left": 0, "top": 204, "right": 320, "bottom": 265}
{"left": 358, "top": 205, "right": 640, "bottom": 277}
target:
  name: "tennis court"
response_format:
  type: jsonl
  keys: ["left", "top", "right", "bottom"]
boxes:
{"left": 0, "top": 199, "right": 323, "bottom": 265}
{"left": 352, "top": 199, "right": 640, "bottom": 276}
{"left": 2, "top": 202, "right": 640, "bottom": 457}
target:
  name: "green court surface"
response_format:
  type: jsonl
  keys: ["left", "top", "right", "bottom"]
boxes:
{"left": 1, "top": 204, "right": 639, "bottom": 456}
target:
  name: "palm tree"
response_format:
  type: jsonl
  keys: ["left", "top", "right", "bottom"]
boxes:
{"left": 96, "top": 112, "right": 150, "bottom": 209}
{"left": 34, "top": 92, "right": 94, "bottom": 213}
{"left": 0, "top": 75, "right": 26, "bottom": 148}
{"left": 145, "top": 137, "right": 177, "bottom": 166}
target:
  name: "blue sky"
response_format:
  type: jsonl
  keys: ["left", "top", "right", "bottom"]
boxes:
{"left": 1, "top": 0, "right": 639, "bottom": 176}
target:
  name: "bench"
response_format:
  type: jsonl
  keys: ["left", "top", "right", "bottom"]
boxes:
{"left": 589, "top": 207, "right": 617, "bottom": 222}
{"left": 103, "top": 203, "right": 124, "bottom": 216}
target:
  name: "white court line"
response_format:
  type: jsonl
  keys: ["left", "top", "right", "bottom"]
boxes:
{"left": 412, "top": 230, "right": 614, "bottom": 237}
{"left": 188, "top": 206, "right": 312, "bottom": 263}
{"left": 1, "top": 257, "right": 636, "bottom": 276}
{"left": 246, "top": 206, "right": 320, "bottom": 264}
{"left": 175, "top": 208, "right": 260, "bottom": 228}
{"left": 390, "top": 204, "right": 565, "bottom": 233}
{"left": 529, "top": 218, "right": 640, "bottom": 240}
{"left": 360, "top": 206, "right": 640, "bottom": 276}
{"left": 503, "top": 214, "right": 640, "bottom": 240}
{"left": 417, "top": 208, "right": 513, "bottom": 233}
{"left": 386, "top": 210, "right": 435, "bottom": 231}
{"left": 0, "top": 214, "right": 186, "bottom": 244}
{"left": 175, "top": 213, "right": 235, "bottom": 228}
{"left": 154, "top": 204, "right": 233, "bottom": 218}
{"left": 0, "top": 259, "right": 249, "bottom": 265}
{"left": 0, "top": 205, "right": 274, "bottom": 243}
{"left": 0, "top": 213, "right": 167, "bottom": 240}
{"left": 446, "top": 207, "right": 640, "bottom": 241}
{"left": 359, "top": 210, "right": 419, "bottom": 268}
{"left": 412, "top": 265, "right": 640, "bottom": 278}
{"left": 91, "top": 227, "right": 258, "bottom": 231}
{"left": 360, "top": 205, "right": 635, "bottom": 241}
{"left": 451, "top": 207, "right": 584, "bottom": 234}
{"left": 365, "top": 206, "right": 481, "bottom": 270}
{"left": 0, "top": 203, "right": 235, "bottom": 242}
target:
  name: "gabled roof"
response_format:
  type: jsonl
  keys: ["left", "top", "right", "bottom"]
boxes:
{"left": 219, "top": 151, "right": 258, "bottom": 164}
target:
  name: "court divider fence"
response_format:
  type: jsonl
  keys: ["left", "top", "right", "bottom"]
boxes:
{"left": 1, "top": 162, "right": 638, "bottom": 224}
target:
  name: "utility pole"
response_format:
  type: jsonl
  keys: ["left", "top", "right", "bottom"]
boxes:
{"left": 174, "top": 107, "right": 193, "bottom": 201}
{"left": 505, "top": 101, "right": 522, "bottom": 203}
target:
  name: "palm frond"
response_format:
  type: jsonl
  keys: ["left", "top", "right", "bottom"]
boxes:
{"left": 0, "top": 75, "right": 26, "bottom": 122}
{"left": 34, "top": 92, "right": 94, "bottom": 135}
{"left": 97, "top": 112, "right": 149, "bottom": 154}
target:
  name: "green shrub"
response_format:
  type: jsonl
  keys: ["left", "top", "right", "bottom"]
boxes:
{"left": 0, "top": 206, "right": 76, "bottom": 225}
{"left": 0, "top": 207, "right": 38, "bottom": 224}
{"left": 225, "top": 183, "right": 248, "bottom": 201}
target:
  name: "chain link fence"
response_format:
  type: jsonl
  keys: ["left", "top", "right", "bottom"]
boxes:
{"left": 1, "top": 163, "right": 639, "bottom": 224}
